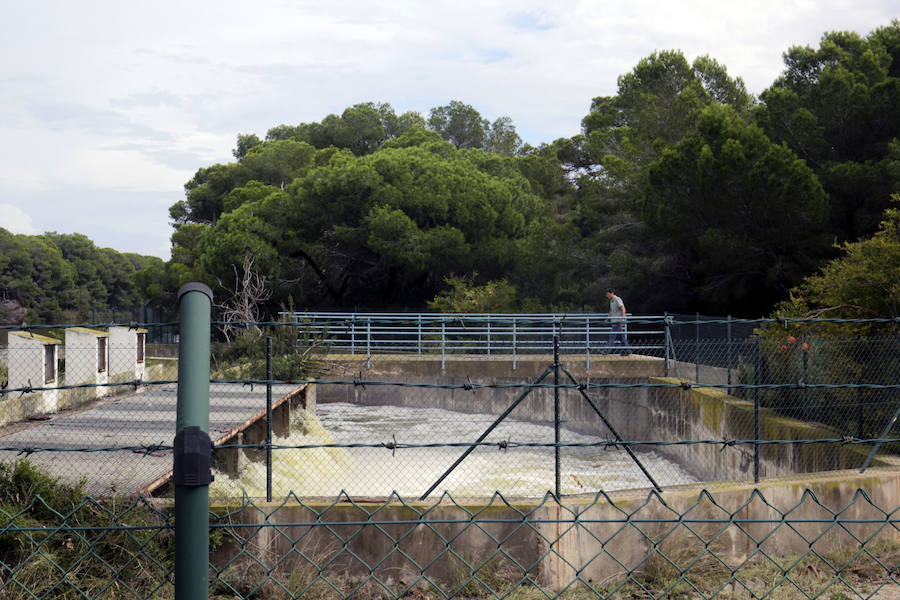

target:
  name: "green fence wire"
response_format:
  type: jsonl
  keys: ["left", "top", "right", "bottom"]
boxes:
{"left": 3, "top": 486, "right": 898, "bottom": 599}
{"left": 0, "top": 316, "right": 898, "bottom": 598}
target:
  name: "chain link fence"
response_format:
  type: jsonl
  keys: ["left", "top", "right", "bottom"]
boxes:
{"left": 1, "top": 314, "right": 898, "bottom": 598}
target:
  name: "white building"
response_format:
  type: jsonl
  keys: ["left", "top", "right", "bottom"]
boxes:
{"left": 0, "top": 330, "right": 61, "bottom": 423}
{"left": 64, "top": 327, "right": 110, "bottom": 402}
{"left": 108, "top": 326, "right": 147, "bottom": 383}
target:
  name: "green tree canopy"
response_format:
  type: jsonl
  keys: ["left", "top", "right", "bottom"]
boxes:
{"left": 641, "top": 104, "right": 830, "bottom": 315}
{"left": 188, "top": 141, "right": 550, "bottom": 311}
{"left": 776, "top": 198, "right": 900, "bottom": 321}
{"left": 757, "top": 21, "right": 900, "bottom": 241}
{"left": 0, "top": 229, "right": 160, "bottom": 323}
{"left": 564, "top": 51, "right": 758, "bottom": 313}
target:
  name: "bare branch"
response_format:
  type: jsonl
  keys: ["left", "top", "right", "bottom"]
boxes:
{"left": 216, "top": 255, "right": 272, "bottom": 342}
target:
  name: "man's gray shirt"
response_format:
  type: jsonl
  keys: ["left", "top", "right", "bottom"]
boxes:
{"left": 609, "top": 295, "right": 625, "bottom": 324}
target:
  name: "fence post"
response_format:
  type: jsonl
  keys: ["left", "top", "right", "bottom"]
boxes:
{"left": 695, "top": 312, "right": 700, "bottom": 383}
{"left": 664, "top": 313, "right": 670, "bottom": 377}
{"left": 174, "top": 282, "right": 213, "bottom": 600}
{"left": 512, "top": 317, "right": 517, "bottom": 371}
{"left": 753, "top": 332, "right": 761, "bottom": 483}
{"left": 441, "top": 319, "right": 446, "bottom": 371}
{"left": 266, "top": 335, "right": 273, "bottom": 502}
{"left": 554, "top": 335, "right": 560, "bottom": 498}
{"left": 585, "top": 316, "right": 591, "bottom": 371}
{"left": 727, "top": 315, "right": 732, "bottom": 394}
{"left": 802, "top": 344, "right": 809, "bottom": 422}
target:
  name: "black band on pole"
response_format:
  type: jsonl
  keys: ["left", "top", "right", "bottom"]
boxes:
{"left": 173, "top": 426, "right": 213, "bottom": 486}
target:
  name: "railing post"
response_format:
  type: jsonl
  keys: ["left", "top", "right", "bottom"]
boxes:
{"left": 441, "top": 319, "right": 446, "bottom": 371}
{"left": 417, "top": 314, "right": 422, "bottom": 356}
{"left": 585, "top": 316, "right": 591, "bottom": 371}
{"left": 487, "top": 314, "right": 491, "bottom": 356}
{"left": 266, "top": 335, "right": 273, "bottom": 502}
{"left": 664, "top": 313, "right": 670, "bottom": 377}
{"left": 512, "top": 317, "right": 517, "bottom": 371}
{"left": 350, "top": 318, "right": 355, "bottom": 355}
{"left": 174, "top": 282, "right": 213, "bottom": 600}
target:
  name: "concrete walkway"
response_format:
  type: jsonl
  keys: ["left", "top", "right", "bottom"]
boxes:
{"left": 0, "top": 382, "right": 301, "bottom": 497}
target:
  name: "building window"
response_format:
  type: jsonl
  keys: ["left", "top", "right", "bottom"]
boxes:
{"left": 98, "top": 337, "right": 107, "bottom": 373}
{"left": 44, "top": 345, "right": 55, "bottom": 384}
{"left": 137, "top": 333, "right": 145, "bottom": 363}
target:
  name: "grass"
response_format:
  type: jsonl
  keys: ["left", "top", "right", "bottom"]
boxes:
{"left": 1, "top": 460, "right": 897, "bottom": 599}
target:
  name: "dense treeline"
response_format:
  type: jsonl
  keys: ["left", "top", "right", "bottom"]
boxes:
{"left": 0, "top": 230, "right": 164, "bottom": 323}
{"left": 3, "top": 21, "right": 898, "bottom": 323}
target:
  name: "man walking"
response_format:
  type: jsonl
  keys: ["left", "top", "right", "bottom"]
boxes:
{"left": 605, "top": 288, "right": 631, "bottom": 355}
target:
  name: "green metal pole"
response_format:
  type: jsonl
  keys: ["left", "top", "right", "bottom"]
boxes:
{"left": 554, "top": 335, "right": 560, "bottom": 498}
{"left": 175, "top": 282, "right": 213, "bottom": 600}
{"left": 753, "top": 332, "right": 760, "bottom": 483}
{"left": 266, "top": 335, "right": 273, "bottom": 502}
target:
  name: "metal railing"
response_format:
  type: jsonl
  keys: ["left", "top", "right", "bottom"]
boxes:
{"left": 279, "top": 311, "right": 668, "bottom": 368}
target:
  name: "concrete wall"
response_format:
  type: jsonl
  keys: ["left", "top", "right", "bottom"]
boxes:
{"left": 108, "top": 326, "right": 147, "bottom": 381}
{"left": 1, "top": 331, "right": 60, "bottom": 423}
{"left": 64, "top": 327, "right": 109, "bottom": 404}
{"left": 206, "top": 468, "right": 900, "bottom": 593}
{"left": 314, "top": 355, "right": 892, "bottom": 483}
{"left": 211, "top": 384, "right": 316, "bottom": 479}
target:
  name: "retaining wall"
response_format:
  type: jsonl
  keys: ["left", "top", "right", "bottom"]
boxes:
{"left": 207, "top": 468, "right": 900, "bottom": 593}
{"left": 314, "top": 354, "right": 891, "bottom": 482}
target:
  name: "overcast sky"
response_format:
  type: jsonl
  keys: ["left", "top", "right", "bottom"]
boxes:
{"left": 1, "top": 1, "right": 896, "bottom": 259}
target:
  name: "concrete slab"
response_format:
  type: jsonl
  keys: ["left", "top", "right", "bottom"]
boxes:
{"left": 0, "top": 382, "right": 302, "bottom": 497}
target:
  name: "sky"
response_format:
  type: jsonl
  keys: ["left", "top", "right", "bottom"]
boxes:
{"left": 1, "top": 1, "right": 896, "bottom": 260}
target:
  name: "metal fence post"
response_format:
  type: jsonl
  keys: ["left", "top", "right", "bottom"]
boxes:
{"left": 753, "top": 332, "right": 761, "bottom": 483}
{"left": 266, "top": 335, "right": 273, "bottom": 503}
{"left": 727, "top": 315, "right": 732, "bottom": 394}
{"left": 512, "top": 317, "right": 517, "bottom": 371}
{"left": 553, "top": 335, "right": 560, "bottom": 498}
{"left": 802, "top": 344, "right": 809, "bottom": 422}
{"left": 174, "top": 282, "right": 213, "bottom": 600}
{"left": 664, "top": 313, "right": 670, "bottom": 377}
{"left": 695, "top": 312, "right": 700, "bottom": 383}
{"left": 585, "top": 316, "right": 591, "bottom": 371}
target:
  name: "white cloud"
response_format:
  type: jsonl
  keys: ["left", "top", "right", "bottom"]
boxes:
{"left": 0, "top": 203, "right": 38, "bottom": 234}
{"left": 0, "top": 0, "right": 896, "bottom": 258}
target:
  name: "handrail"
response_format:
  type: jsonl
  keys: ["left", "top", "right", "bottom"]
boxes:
{"left": 280, "top": 312, "right": 665, "bottom": 369}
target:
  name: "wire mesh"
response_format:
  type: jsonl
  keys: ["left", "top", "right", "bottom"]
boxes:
{"left": 0, "top": 316, "right": 899, "bottom": 598}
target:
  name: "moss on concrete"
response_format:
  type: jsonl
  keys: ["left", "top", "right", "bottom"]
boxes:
{"left": 650, "top": 377, "right": 889, "bottom": 474}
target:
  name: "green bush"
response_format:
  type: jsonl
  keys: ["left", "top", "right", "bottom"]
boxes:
{"left": 0, "top": 460, "right": 174, "bottom": 599}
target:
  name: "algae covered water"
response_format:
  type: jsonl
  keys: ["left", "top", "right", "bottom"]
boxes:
{"left": 210, "top": 402, "right": 696, "bottom": 499}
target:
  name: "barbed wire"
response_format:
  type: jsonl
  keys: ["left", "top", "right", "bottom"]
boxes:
{"left": 5, "top": 376, "right": 898, "bottom": 397}
{"left": 2, "top": 436, "right": 898, "bottom": 456}
{"left": 1, "top": 379, "right": 176, "bottom": 397}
